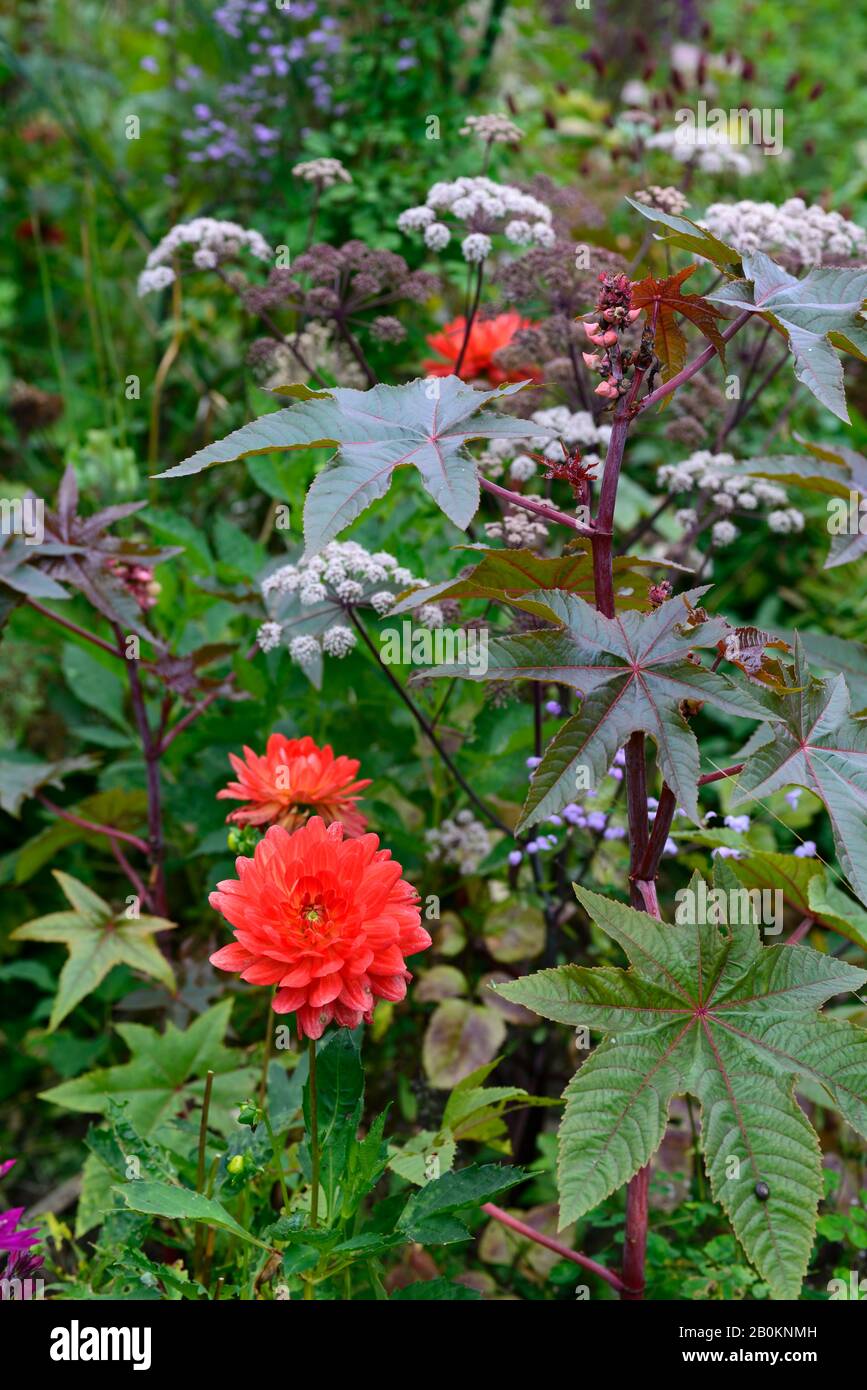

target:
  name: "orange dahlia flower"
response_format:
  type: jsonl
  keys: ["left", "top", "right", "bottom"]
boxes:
{"left": 217, "top": 733, "right": 370, "bottom": 837}
{"left": 209, "top": 817, "right": 431, "bottom": 1039}
{"left": 423, "top": 312, "right": 541, "bottom": 384}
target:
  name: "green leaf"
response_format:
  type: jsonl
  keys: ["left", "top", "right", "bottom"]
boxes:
{"left": 390, "top": 1277, "right": 481, "bottom": 1300}
{"left": 422, "top": 999, "right": 506, "bottom": 1089}
{"left": 13, "top": 789, "right": 147, "bottom": 885}
{"left": 428, "top": 585, "right": 771, "bottom": 829}
{"left": 156, "top": 377, "right": 540, "bottom": 556}
{"left": 11, "top": 870, "right": 176, "bottom": 1029}
{"left": 503, "top": 882, "right": 867, "bottom": 1298}
{"left": 61, "top": 643, "right": 130, "bottom": 730}
{"left": 302, "top": 1031, "right": 364, "bottom": 1223}
{"left": 806, "top": 876, "right": 867, "bottom": 952}
{"left": 625, "top": 197, "right": 743, "bottom": 272}
{"left": 708, "top": 254, "right": 867, "bottom": 422}
{"left": 139, "top": 507, "right": 214, "bottom": 573}
{"left": 0, "top": 752, "right": 98, "bottom": 817}
{"left": 792, "top": 630, "right": 867, "bottom": 711}
{"left": 738, "top": 441, "right": 867, "bottom": 570}
{"left": 390, "top": 545, "right": 682, "bottom": 616}
{"left": 732, "top": 638, "right": 867, "bottom": 907}
{"left": 213, "top": 516, "right": 265, "bottom": 574}
{"left": 398, "top": 1163, "right": 524, "bottom": 1244}
{"left": 114, "top": 1180, "right": 271, "bottom": 1249}
{"left": 40, "top": 1000, "right": 258, "bottom": 1134}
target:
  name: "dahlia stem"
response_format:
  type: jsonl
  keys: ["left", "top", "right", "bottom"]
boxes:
{"left": 259, "top": 988, "right": 276, "bottom": 1109}
{"left": 263, "top": 1111, "right": 290, "bottom": 1214}
{"left": 308, "top": 1038, "right": 320, "bottom": 1229}
{"left": 194, "top": 1069, "right": 214, "bottom": 1281}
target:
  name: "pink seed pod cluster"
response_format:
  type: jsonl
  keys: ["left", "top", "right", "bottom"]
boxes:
{"left": 580, "top": 273, "right": 642, "bottom": 403}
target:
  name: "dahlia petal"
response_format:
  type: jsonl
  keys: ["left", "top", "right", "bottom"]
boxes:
{"left": 273, "top": 986, "right": 307, "bottom": 1014}
{"left": 210, "top": 942, "right": 256, "bottom": 971}
{"left": 370, "top": 971, "right": 409, "bottom": 1003}
{"left": 308, "top": 974, "right": 344, "bottom": 1007}
{"left": 297, "top": 1004, "right": 331, "bottom": 1040}
{"left": 241, "top": 959, "right": 286, "bottom": 985}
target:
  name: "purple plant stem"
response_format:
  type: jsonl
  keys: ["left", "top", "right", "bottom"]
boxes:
{"left": 587, "top": 306, "right": 665, "bottom": 1300}
{"left": 122, "top": 637, "right": 168, "bottom": 916}
{"left": 109, "top": 838, "right": 153, "bottom": 910}
{"left": 481, "top": 1203, "right": 628, "bottom": 1293}
{"left": 635, "top": 310, "right": 752, "bottom": 416}
{"left": 636, "top": 763, "right": 746, "bottom": 884}
{"left": 785, "top": 915, "right": 815, "bottom": 946}
{"left": 159, "top": 688, "right": 224, "bottom": 755}
{"left": 479, "top": 475, "right": 601, "bottom": 539}
{"left": 26, "top": 597, "right": 126, "bottom": 661}
{"left": 35, "top": 793, "right": 149, "bottom": 854}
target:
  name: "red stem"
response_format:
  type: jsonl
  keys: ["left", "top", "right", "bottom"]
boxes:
{"left": 109, "top": 838, "right": 153, "bottom": 909}
{"left": 785, "top": 915, "right": 814, "bottom": 946}
{"left": 158, "top": 687, "right": 223, "bottom": 755}
{"left": 481, "top": 1203, "right": 628, "bottom": 1294}
{"left": 635, "top": 311, "right": 752, "bottom": 416}
{"left": 621, "top": 1166, "right": 650, "bottom": 1300}
{"left": 122, "top": 636, "right": 168, "bottom": 916}
{"left": 26, "top": 597, "right": 126, "bottom": 661}
{"left": 698, "top": 762, "right": 744, "bottom": 787}
{"left": 36, "top": 793, "right": 149, "bottom": 854}
{"left": 479, "top": 475, "right": 602, "bottom": 540}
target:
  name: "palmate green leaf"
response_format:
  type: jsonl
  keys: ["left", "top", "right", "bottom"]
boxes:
{"left": 0, "top": 752, "right": 98, "bottom": 817}
{"left": 156, "top": 377, "right": 540, "bottom": 557}
{"left": 732, "top": 637, "right": 867, "bottom": 908}
{"left": 625, "top": 197, "right": 743, "bottom": 273}
{"left": 39, "top": 1000, "right": 258, "bottom": 1135}
{"left": 11, "top": 870, "right": 176, "bottom": 1030}
{"left": 723, "top": 849, "right": 867, "bottom": 952}
{"left": 496, "top": 884, "right": 867, "bottom": 1299}
{"left": 427, "top": 585, "right": 771, "bottom": 829}
{"left": 792, "top": 630, "right": 867, "bottom": 711}
{"left": 389, "top": 545, "right": 686, "bottom": 617}
{"left": 737, "top": 440, "right": 867, "bottom": 570}
{"left": 707, "top": 253, "right": 867, "bottom": 422}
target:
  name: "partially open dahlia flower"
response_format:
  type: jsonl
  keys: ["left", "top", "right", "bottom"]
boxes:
{"left": 209, "top": 817, "right": 431, "bottom": 1039}
{"left": 217, "top": 733, "right": 370, "bottom": 837}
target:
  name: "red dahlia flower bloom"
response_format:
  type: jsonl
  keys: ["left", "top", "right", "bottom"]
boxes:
{"left": 217, "top": 733, "right": 370, "bottom": 837}
{"left": 210, "top": 817, "right": 431, "bottom": 1039}
{"left": 423, "top": 312, "right": 541, "bottom": 383}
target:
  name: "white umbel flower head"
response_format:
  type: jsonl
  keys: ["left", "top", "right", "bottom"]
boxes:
{"left": 256, "top": 621, "right": 283, "bottom": 652}
{"left": 322, "top": 625, "right": 357, "bottom": 657}
{"left": 291, "top": 157, "right": 352, "bottom": 188}
{"left": 424, "top": 222, "right": 451, "bottom": 251}
{"left": 462, "top": 232, "right": 492, "bottom": 263}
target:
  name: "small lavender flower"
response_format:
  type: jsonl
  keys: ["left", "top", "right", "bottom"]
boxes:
{"left": 794, "top": 840, "right": 817, "bottom": 858}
